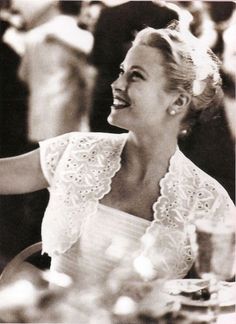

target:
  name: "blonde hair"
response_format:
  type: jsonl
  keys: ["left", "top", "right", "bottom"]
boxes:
{"left": 133, "top": 22, "right": 223, "bottom": 131}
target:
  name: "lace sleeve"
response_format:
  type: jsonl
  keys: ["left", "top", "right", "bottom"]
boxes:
{"left": 148, "top": 148, "right": 235, "bottom": 279}
{"left": 211, "top": 185, "right": 235, "bottom": 224}
{"left": 39, "top": 132, "right": 74, "bottom": 186}
{"left": 40, "top": 132, "right": 127, "bottom": 256}
{"left": 190, "top": 175, "right": 235, "bottom": 226}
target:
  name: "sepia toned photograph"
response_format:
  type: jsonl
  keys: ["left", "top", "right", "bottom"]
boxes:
{"left": 0, "top": 0, "right": 235, "bottom": 323}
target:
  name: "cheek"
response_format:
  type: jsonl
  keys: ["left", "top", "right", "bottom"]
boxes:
{"left": 139, "top": 91, "right": 159, "bottom": 110}
{"left": 132, "top": 86, "right": 155, "bottom": 104}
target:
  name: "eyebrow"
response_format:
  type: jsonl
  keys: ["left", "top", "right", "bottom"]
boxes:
{"left": 120, "top": 64, "right": 149, "bottom": 77}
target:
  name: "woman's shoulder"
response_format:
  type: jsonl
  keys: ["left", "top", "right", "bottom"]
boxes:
{"left": 39, "top": 132, "right": 128, "bottom": 187}
{"left": 177, "top": 148, "right": 232, "bottom": 198}
{"left": 176, "top": 148, "right": 235, "bottom": 224}
{"left": 39, "top": 131, "right": 127, "bottom": 165}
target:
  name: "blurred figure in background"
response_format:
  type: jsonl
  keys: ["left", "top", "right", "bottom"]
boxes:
{"left": 218, "top": 6, "right": 236, "bottom": 140}
{"left": 90, "top": 0, "right": 179, "bottom": 133}
{"left": 16, "top": 0, "right": 93, "bottom": 144}
{"left": 179, "top": 1, "right": 235, "bottom": 202}
{"left": 79, "top": 0, "right": 106, "bottom": 33}
{"left": 0, "top": 0, "right": 28, "bottom": 157}
{"left": 77, "top": 0, "right": 106, "bottom": 131}
{"left": 205, "top": 1, "right": 236, "bottom": 143}
{"left": 0, "top": 0, "right": 28, "bottom": 271}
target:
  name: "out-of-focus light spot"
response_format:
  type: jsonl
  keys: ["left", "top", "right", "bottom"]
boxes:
{"left": 43, "top": 270, "right": 72, "bottom": 287}
{"left": 0, "top": 279, "right": 36, "bottom": 309}
{"left": 133, "top": 255, "right": 156, "bottom": 280}
{"left": 113, "top": 296, "right": 137, "bottom": 315}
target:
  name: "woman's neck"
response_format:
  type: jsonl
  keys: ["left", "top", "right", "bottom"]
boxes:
{"left": 122, "top": 130, "right": 178, "bottom": 181}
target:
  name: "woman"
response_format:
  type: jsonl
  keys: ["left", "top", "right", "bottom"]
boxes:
{"left": 0, "top": 23, "right": 234, "bottom": 287}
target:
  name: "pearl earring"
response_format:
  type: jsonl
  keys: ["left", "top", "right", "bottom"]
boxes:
{"left": 169, "top": 109, "right": 176, "bottom": 116}
{"left": 181, "top": 129, "right": 188, "bottom": 135}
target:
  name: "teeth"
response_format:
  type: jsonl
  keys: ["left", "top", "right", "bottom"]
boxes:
{"left": 114, "top": 98, "right": 125, "bottom": 105}
{"left": 113, "top": 98, "right": 129, "bottom": 107}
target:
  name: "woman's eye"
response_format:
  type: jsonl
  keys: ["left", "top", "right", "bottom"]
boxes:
{"left": 118, "top": 68, "right": 124, "bottom": 76}
{"left": 130, "top": 71, "right": 144, "bottom": 81}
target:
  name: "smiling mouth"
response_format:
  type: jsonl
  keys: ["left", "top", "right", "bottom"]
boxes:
{"left": 112, "top": 97, "right": 130, "bottom": 109}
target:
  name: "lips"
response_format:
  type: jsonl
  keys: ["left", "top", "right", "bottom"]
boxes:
{"left": 112, "top": 95, "right": 130, "bottom": 109}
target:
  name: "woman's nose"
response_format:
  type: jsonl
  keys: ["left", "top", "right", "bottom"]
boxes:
{"left": 111, "top": 74, "right": 127, "bottom": 91}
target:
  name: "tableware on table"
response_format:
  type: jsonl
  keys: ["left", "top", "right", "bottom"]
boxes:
{"left": 194, "top": 218, "right": 235, "bottom": 322}
{"left": 163, "top": 279, "right": 236, "bottom": 308}
{"left": 195, "top": 219, "right": 235, "bottom": 280}
{"left": 163, "top": 279, "right": 209, "bottom": 295}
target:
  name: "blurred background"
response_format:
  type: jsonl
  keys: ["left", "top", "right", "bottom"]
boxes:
{"left": 0, "top": 0, "right": 235, "bottom": 273}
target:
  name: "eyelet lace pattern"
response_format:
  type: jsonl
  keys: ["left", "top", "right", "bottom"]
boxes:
{"left": 144, "top": 148, "right": 233, "bottom": 278}
{"left": 40, "top": 132, "right": 128, "bottom": 256}
{"left": 39, "top": 132, "right": 234, "bottom": 278}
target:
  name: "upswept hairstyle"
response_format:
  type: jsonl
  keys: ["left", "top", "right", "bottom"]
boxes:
{"left": 132, "top": 20, "right": 223, "bottom": 132}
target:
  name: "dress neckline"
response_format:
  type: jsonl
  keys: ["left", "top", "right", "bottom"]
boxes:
{"left": 98, "top": 203, "right": 151, "bottom": 224}
{"left": 98, "top": 133, "right": 180, "bottom": 233}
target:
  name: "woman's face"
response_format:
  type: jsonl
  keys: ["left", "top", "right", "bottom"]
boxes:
{"left": 108, "top": 45, "right": 176, "bottom": 133}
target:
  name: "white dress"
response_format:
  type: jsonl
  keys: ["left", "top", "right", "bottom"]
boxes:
{"left": 50, "top": 204, "right": 150, "bottom": 287}
{"left": 39, "top": 132, "right": 235, "bottom": 281}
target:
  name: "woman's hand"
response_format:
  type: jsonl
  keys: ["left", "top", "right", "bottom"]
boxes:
{"left": 0, "top": 149, "right": 49, "bottom": 195}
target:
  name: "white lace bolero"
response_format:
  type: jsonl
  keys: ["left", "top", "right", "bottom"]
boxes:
{"left": 39, "top": 132, "right": 235, "bottom": 278}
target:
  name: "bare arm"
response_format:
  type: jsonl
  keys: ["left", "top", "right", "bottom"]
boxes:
{"left": 0, "top": 149, "right": 49, "bottom": 195}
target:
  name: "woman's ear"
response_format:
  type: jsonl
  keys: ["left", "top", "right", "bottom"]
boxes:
{"left": 172, "top": 92, "right": 191, "bottom": 114}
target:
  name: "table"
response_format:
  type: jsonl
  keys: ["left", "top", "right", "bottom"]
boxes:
{"left": 0, "top": 263, "right": 235, "bottom": 323}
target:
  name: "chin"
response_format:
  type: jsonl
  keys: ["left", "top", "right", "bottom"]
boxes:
{"left": 107, "top": 115, "right": 120, "bottom": 127}
{"left": 107, "top": 114, "right": 129, "bottom": 131}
